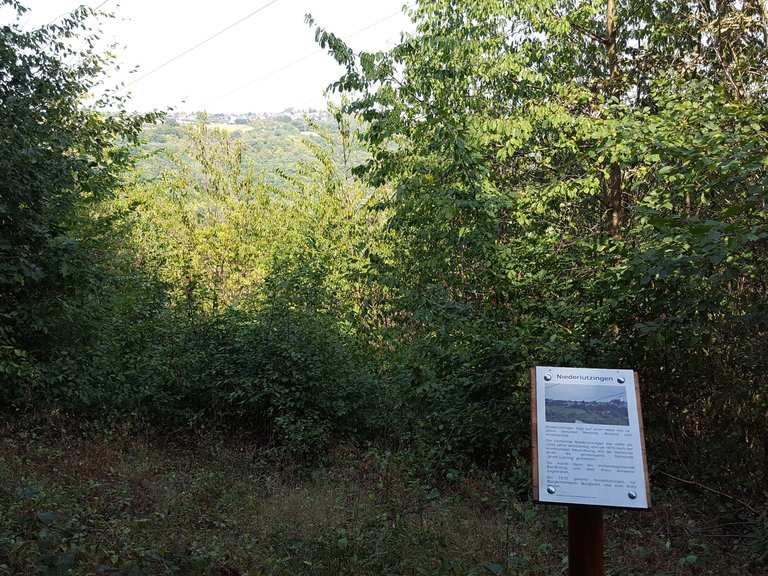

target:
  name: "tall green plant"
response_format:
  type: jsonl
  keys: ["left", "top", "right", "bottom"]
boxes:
{"left": 0, "top": 1, "right": 158, "bottom": 402}
{"left": 312, "top": 0, "right": 768, "bottom": 482}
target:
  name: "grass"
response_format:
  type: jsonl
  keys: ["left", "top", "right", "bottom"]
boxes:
{"left": 205, "top": 123, "right": 255, "bottom": 133}
{"left": 0, "top": 417, "right": 764, "bottom": 576}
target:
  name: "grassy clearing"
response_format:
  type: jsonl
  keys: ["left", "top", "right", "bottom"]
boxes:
{"left": 204, "top": 123, "right": 255, "bottom": 133}
{"left": 0, "top": 419, "right": 764, "bottom": 576}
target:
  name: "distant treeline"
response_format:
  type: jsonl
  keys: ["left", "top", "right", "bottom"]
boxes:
{"left": 138, "top": 111, "right": 368, "bottom": 183}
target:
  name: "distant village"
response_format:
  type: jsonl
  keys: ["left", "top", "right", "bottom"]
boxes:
{"left": 547, "top": 399, "right": 627, "bottom": 410}
{"left": 166, "top": 108, "right": 333, "bottom": 126}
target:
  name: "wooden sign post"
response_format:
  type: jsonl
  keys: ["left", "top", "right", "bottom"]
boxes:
{"left": 530, "top": 366, "right": 650, "bottom": 576}
{"left": 568, "top": 506, "right": 603, "bottom": 576}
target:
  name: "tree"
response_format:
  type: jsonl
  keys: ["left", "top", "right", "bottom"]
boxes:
{"left": 0, "top": 1, "right": 157, "bottom": 399}
{"left": 312, "top": 0, "right": 768, "bottom": 483}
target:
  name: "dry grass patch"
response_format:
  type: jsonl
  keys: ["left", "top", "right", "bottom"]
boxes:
{"left": 0, "top": 422, "right": 764, "bottom": 575}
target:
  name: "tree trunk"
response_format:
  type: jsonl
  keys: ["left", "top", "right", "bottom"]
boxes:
{"left": 605, "top": 0, "right": 622, "bottom": 236}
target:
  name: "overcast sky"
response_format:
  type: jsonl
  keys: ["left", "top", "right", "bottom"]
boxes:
{"left": 545, "top": 384, "right": 627, "bottom": 403}
{"left": 5, "top": 1, "right": 413, "bottom": 113}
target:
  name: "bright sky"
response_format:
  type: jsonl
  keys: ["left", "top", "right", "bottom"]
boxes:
{"left": 7, "top": 1, "right": 413, "bottom": 113}
{"left": 545, "top": 384, "right": 627, "bottom": 403}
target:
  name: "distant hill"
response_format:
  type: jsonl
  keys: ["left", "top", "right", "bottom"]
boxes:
{"left": 138, "top": 109, "right": 366, "bottom": 183}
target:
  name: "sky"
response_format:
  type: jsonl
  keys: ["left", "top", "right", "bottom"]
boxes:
{"left": 5, "top": 1, "right": 413, "bottom": 113}
{"left": 544, "top": 384, "right": 627, "bottom": 403}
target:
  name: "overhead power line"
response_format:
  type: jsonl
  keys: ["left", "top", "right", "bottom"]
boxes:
{"left": 204, "top": 9, "right": 403, "bottom": 109}
{"left": 125, "top": 0, "right": 280, "bottom": 88}
{"left": 593, "top": 391, "right": 626, "bottom": 402}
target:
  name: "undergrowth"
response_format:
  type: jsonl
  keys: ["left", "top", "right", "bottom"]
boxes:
{"left": 0, "top": 420, "right": 764, "bottom": 576}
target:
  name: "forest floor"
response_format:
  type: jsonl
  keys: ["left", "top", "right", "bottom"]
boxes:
{"left": 0, "top": 418, "right": 764, "bottom": 576}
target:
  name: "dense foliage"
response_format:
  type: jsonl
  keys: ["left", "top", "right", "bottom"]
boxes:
{"left": 311, "top": 0, "right": 768, "bottom": 487}
{"left": 1, "top": 0, "right": 766, "bottom": 512}
{"left": 139, "top": 111, "right": 367, "bottom": 183}
{"left": 0, "top": 1, "right": 157, "bottom": 402}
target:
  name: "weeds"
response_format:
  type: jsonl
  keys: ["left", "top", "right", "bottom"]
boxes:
{"left": 0, "top": 424, "right": 763, "bottom": 575}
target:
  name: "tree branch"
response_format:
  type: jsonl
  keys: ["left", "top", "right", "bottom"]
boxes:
{"left": 657, "top": 470, "right": 761, "bottom": 516}
{"left": 547, "top": 8, "right": 606, "bottom": 45}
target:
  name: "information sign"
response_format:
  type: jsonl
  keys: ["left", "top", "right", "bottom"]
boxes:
{"left": 531, "top": 366, "right": 650, "bottom": 509}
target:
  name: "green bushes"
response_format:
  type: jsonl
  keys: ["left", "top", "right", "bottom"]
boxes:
{"left": 371, "top": 313, "right": 528, "bottom": 471}
{"left": 11, "top": 282, "right": 376, "bottom": 450}
{"left": 308, "top": 0, "right": 768, "bottom": 493}
{"left": 179, "top": 306, "right": 378, "bottom": 451}
{"left": 0, "top": 1, "right": 158, "bottom": 401}
{"left": 8, "top": 300, "right": 377, "bottom": 454}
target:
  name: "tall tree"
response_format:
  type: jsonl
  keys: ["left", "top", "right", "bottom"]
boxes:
{"left": 0, "top": 1, "right": 156, "bottom": 396}
{"left": 312, "top": 0, "right": 768, "bottom": 481}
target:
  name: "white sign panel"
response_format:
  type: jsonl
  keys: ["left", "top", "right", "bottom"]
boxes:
{"left": 532, "top": 366, "right": 650, "bottom": 509}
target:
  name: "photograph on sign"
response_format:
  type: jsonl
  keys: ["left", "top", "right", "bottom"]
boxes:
{"left": 545, "top": 383, "right": 629, "bottom": 426}
{"left": 532, "top": 366, "right": 650, "bottom": 509}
